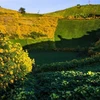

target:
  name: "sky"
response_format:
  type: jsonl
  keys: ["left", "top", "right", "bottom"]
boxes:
{"left": 0, "top": 0, "right": 100, "bottom": 14}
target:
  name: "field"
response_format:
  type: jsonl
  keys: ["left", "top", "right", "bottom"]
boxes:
{"left": 28, "top": 50, "right": 80, "bottom": 65}
{"left": 0, "top": 4, "right": 100, "bottom": 100}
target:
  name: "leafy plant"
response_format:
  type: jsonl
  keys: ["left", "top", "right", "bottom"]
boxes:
{"left": 35, "top": 71, "right": 100, "bottom": 100}
{"left": 0, "top": 33, "right": 34, "bottom": 90}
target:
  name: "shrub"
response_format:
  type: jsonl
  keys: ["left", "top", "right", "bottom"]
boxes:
{"left": 29, "top": 31, "right": 47, "bottom": 39}
{"left": 0, "top": 34, "right": 34, "bottom": 90}
{"left": 77, "top": 4, "right": 81, "bottom": 8}
{"left": 7, "top": 73, "right": 36, "bottom": 100}
{"left": 35, "top": 71, "right": 100, "bottom": 100}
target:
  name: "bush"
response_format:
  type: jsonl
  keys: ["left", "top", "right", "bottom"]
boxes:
{"left": 30, "top": 31, "right": 47, "bottom": 39}
{"left": 7, "top": 73, "right": 36, "bottom": 100}
{"left": 0, "top": 35, "right": 34, "bottom": 90}
{"left": 35, "top": 71, "right": 100, "bottom": 100}
{"left": 18, "top": 7, "right": 26, "bottom": 14}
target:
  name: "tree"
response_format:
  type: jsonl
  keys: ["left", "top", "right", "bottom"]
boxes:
{"left": 77, "top": 4, "right": 81, "bottom": 8}
{"left": 18, "top": 7, "right": 26, "bottom": 14}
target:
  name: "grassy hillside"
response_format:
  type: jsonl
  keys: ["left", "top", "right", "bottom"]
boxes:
{"left": 55, "top": 19, "right": 100, "bottom": 40}
{"left": 0, "top": 7, "right": 19, "bottom": 14}
{"left": 46, "top": 4, "right": 100, "bottom": 18}
{"left": 54, "top": 19, "right": 100, "bottom": 48}
{"left": 0, "top": 7, "right": 58, "bottom": 39}
{"left": 0, "top": 5, "right": 100, "bottom": 45}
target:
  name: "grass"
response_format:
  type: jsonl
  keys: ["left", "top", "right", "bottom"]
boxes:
{"left": 0, "top": 7, "right": 58, "bottom": 39}
{"left": 0, "top": 4, "right": 100, "bottom": 40}
{"left": 10, "top": 38, "right": 51, "bottom": 46}
{"left": 0, "top": 7, "right": 19, "bottom": 14}
{"left": 46, "top": 4, "right": 100, "bottom": 17}
{"left": 55, "top": 19, "right": 100, "bottom": 40}
{"left": 22, "top": 13, "right": 43, "bottom": 17}
{"left": 10, "top": 19, "right": 100, "bottom": 49}
{"left": 28, "top": 50, "right": 80, "bottom": 65}
{"left": 54, "top": 19, "right": 100, "bottom": 48}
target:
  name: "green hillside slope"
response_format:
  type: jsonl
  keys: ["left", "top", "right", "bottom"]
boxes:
{"left": 0, "top": 5, "right": 100, "bottom": 47}
{"left": 54, "top": 19, "right": 100, "bottom": 48}
{"left": 46, "top": 4, "right": 100, "bottom": 18}
{"left": 55, "top": 19, "right": 100, "bottom": 40}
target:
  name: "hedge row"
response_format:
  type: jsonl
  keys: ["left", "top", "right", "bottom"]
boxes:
{"left": 34, "top": 54, "right": 100, "bottom": 73}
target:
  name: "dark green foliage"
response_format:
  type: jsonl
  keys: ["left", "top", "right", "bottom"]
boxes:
{"left": 28, "top": 50, "right": 80, "bottom": 65}
{"left": 94, "top": 40, "right": 100, "bottom": 51}
{"left": 0, "top": 73, "right": 36, "bottom": 100}
{"left": 29, "top": 32, "right": 47, "bottom": 39}
{"left": 77, "top": 4, "right": 81, "bottom": 7}
{"left": 54, "top": 19, "right": 100, "bottom": 48}
{"left": 23, "top": 41, "right": 56, "bottom": 50}
{"left": 0, "top": 35, "right": 34, "bottom": 99}
{"left": 35, "top": 71, "right": 100, "bottom": 100}
{"left": 10, "top": 73, "right": 36, "bottom": 100}
{"left": 55, "top": 19, "right": 100, "bottom": 40}
{"left": 18, "top": 7, "right": 26, "bottom": 14}
{"left": 34, "top": 54, "right": 100, "bottom": 73}
{"left": 9, "top": 34, "right": 19, "bottom": 39}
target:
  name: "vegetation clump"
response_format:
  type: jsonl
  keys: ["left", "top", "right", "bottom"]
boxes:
{"left": 35, "top": 71, "right": 100, "bottom": 100}
{"left": 18, "top": 7, "right": 26, "bottom": 14}
{"left": 0, "top": 33, "right": 34, "bottom": 90}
